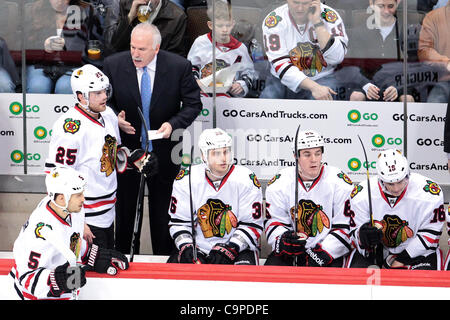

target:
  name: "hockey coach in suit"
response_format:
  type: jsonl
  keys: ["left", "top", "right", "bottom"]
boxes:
{"left": 103, "top": 22, "right": 202, "bottom": 255}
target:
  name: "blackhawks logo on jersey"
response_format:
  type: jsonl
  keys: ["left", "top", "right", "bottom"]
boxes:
{"left": 34, "top": 222, "right": 52, "bottom": 240}
{"left": 376, "top": 215, "right": 413, "bottom": 248}
{"left": 175, "top": 168, "right": 189, "bottom": 180}
{"left": 197, "top": 199, "right": 238, "bottom": 238}
{"left": 289, "top": 42, "right": 327, "bottom": 77}
{"left": 290, "top": 199, "right": 330, "bottom": 237}
{"left": 264, "top": 11, "right": 282, "bottom": 28}
{"left": 423, "top": 180, "right": 441, "bottom": 195}
{"left": 249, "top": 173, "right": 261, "bottom": 189}
{"left": 268, "top": 174, "right": 281, "bottom": 186}
{"left": 350, "top": 184, "right": 363, "bottom": 198}
{"left": 337, "top": 172, "right": 353, "bottom": 185}
{"left": 321, "top": 8, "right": 338, "bottom": 23}
{"left": 63, "top": 118, "right": 80, "bottom": 134}
{"left": 100, "top": 134, "right": 118, "bottom": 177}
{"left": 70, "top": 232, "right": 81, "bottom": 258}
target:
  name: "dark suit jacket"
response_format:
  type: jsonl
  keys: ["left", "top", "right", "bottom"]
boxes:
{"left": 103, "top": 49, "right": 202, "bottom": 178}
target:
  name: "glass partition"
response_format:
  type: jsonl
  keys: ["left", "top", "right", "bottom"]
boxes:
{"left": 0, "top": 0, "right": 448, "bottom": 176}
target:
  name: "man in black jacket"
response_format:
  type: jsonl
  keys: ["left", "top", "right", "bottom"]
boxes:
{"left": 103, "top": 23, "right": 202, "bottom": 255}
{"left": 106, "top": 0, "right": 187, "bottom": 56}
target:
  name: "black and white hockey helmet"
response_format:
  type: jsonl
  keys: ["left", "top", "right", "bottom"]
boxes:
{"left": 46, "top": 166, "right": 86, "bottom": 210}
{"left": 376, "top": 149, "right": 409, "bottom": 183}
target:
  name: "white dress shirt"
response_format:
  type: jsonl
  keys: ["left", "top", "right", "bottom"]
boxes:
{"left": 136, "top": 55, "right": 157, "bottom": 94}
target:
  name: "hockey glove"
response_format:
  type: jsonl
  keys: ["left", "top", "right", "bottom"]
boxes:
{"left": 305, "top": 244, "right": 333, "bottom": 267}
{"left": 129, "top": 149, "right": 159, "bottom": 177}
{"left": 383, "top": 254, "right": 409, "bottom": 269}
{"left": 48, "top": 262, "right": 86, "bottom": 297}
{"left": 83, "top": 244, "right": 129, "bottom": 275}
{"left": 178, "top": 243, "right": 208, "bottom": 264}
{"left": 274, "top": 231, "right": 307, "bottom": 256}
{"left": 208, "top": 242, "right": 239, "bottom": 264}
{"left": 359, "top": 222, "right": 383, "bottom": 249}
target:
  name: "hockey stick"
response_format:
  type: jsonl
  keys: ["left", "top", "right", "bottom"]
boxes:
{"left": 293, "top": 124, "right": 301, "bottom": 266}
{"left": 357, "top": 135, "right": 383, "bottom": 266}
{"left": 40, "top": 226, "right": 80, "bottom": 300}
{"left": 130, "top": 107, "right": 150, "bottom": 262}
{"left": 188, "top": 145, "right": 200, "bottom": 263}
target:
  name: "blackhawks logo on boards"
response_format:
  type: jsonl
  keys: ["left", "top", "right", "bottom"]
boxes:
{"left": 290, "top": 199, "right": 330, "bottom": 237}
{"left": 63, "top": 118, "right": 80, "bottom": 134}
{"left": 197, "top": 199, "right": 238, "bottom": 238}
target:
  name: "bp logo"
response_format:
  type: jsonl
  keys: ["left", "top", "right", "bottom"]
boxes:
{"left": 9, "top": 102, "right": 22, "bottom": 115}
{"left": 34, "top": 126, "right": 48, "bottom": 140}
{"left": 10, "top": 150, "right": 24, "bottom": 163}
{"left": 348, "top": 158, "right": 361, "bottom": 171}
{"left": 372, "top": 134, "right": 385, "bottom": 148}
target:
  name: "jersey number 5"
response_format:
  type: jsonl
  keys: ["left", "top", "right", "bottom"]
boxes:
{"left": 55, "top": 147, "right": 77, "bottom": 165}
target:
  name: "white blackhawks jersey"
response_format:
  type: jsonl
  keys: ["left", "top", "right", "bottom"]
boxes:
{"left": 45, "top": 105, "right": 121, "bottom": 228}
{"left": 264, "top": 165, "right": 354, "bottom": 259}
{"left": 168, "top": 164, "right": 264, "bottom": 254}
{"left": 262, "top": 3, "right": 348, "bottom": 92}
{"left": 349, "top": 173, "right": 444, "bottom": 259}
{"left": 10, "top": 196, "right": 87, "bottom": 300}
{"left": 188, "top": 33, "right": 255, "bottom": 96}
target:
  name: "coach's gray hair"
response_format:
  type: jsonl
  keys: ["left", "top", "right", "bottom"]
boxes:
{"left": 131, "top": 23, "right": 162, "bottom": 50}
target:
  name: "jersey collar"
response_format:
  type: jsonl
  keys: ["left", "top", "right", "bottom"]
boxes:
{"left": 74, "top": 104, "right": 104, "bottom": 127}
{"left": 46, "top": 201, "right": 72, "bottom": 227}
{"left": 205, "top": 165, "right": 235, "bottom": 191}
{"left": 377, "top": 180, "right": 408, "bottom": 208}
{"left": 298, "top": 165, "right": 324, "bottom": 192}
{"left": 207, "top": 32, "right": 242, "bottom": 51}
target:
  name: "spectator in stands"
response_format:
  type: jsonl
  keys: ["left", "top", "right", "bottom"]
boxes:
{"left": 106, "top": 0, "right": 187, "bottom": 56}
{"left": 418, "top": 1, "right": 450, "bottom": 103}
{"left": 187, "top": 1, "right": 256, "bottom": 97}
{"left": 347, "top": 0, "right": 415, "bottom": 102}
{"left": 0, "top": 37, "right": 19, "bottom": 93}
{"left": 260, "top": 0, "right": 348, "bottom": 100}
{"left": 25, "top": 0, "right": 102, "bottom": 94}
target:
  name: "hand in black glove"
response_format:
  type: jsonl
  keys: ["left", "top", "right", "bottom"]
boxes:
{"left": 359, "top": 222, "right": 383, "bottom": 249}
{"left": 274, "top": 231, "right": 307, "bottom": 256}
{"left": 208, "top": 242, "right": 239, "bottom": 264}
{"left": 178, "top": 243, "right": 208, "bottom": 264}
{"left": 129, "top": 149, "right": 159, "bottom": 177}
{"left": 83, "top": 244, "right": 129, "bottom": 275}
{"left": 305, "top": 244, "right": 333, "bottom": 267}
{"left": 48, "top": 262, "right": 86, "bottom": 297}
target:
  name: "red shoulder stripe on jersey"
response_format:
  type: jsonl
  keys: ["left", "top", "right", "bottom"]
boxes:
{"left": 423, "top": 235, "right": 440, "bottom": 244}
{"left": 74, "top": 105, "right": 104, "bottom": 127}
{"left": 24, "top": 272, "right": 35, "bottom": 291}
{"left": 83, "top": 198, "right": 117, "bottom": 209}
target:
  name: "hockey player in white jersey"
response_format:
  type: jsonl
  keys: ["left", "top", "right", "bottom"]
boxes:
{"left": 45, "top": 64, "right": 157, "bottom": 249}
{"left": 167, "top": 128, "right": 264, "bottom": 264}
{"left": 261, "top": 0, "right": 348, "bottom": 100}
{"left": 264, "top": 129, "right": 354, "bottom": 267}
{"left": 347, "top": 149, "right": 445, "bottom": 269}
{"left": 10, "top": 166, "right": 129, "bottom": 300}
{"left": 188, "top": 1, "right": 256, "bottom": 97}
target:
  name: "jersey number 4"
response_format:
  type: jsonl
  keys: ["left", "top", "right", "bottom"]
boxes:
{"left": 55, "top": 147, "right": 78, "bottom": 165}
